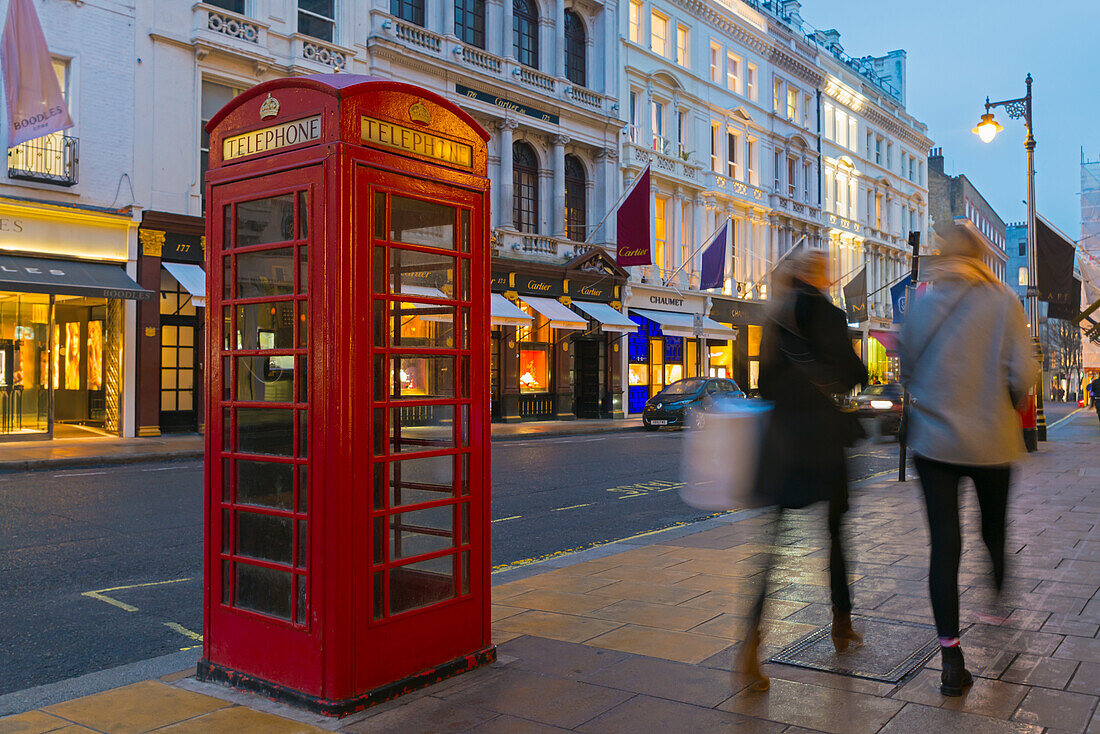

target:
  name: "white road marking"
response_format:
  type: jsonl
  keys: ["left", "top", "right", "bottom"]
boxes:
{"left": 53, "top": 471, "right": 107, "bottom": 478}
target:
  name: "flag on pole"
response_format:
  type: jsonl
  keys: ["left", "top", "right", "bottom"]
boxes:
{"left": 1, "top": 0, "right": 72, "bottom": 148}
{"left": 843, "top": 267, "right": 868, "bottom": 323}
{"left": 890, "top": 275, "right": 912, "bottom": 324}
{"left": 698, "top": 220, "right": 728, "bottom": 290}
{"left": 616, "top": 166, "right": 651, "bottom": 266}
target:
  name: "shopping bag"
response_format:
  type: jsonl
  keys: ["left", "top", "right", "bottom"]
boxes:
{"left": 680, "top": 399, "right": 773, "bottom": 511}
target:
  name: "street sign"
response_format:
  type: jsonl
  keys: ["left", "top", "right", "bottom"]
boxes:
{"left": 693, "top": 313, "right": 703, "bottom": 337}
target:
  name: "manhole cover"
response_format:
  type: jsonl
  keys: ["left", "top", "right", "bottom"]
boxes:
{"left": 768, "top": 616, "right": 938, "bottom": 683}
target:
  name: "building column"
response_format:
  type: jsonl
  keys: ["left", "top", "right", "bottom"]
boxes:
{"left": 693, "top": 199, "right": 705, "bottom": 278}
{"left": 649, "top": 183, "right": 658, "bottom": 275}
{"left": 538, "top": 167, "right": 553, "bottom": 235}
{"left": 671, "top": 189, "right": 683, "bottom": 277}
{"left": 602, "top": 7, "right": 615, "bottom": 95}
{"left": 498, "top": 119, "right": 516, "bottom": 229}
{"left": 552, "top": 135, "right": 568, "bottom": 237}
{"left": 599, "top": 148, "right": 618, "bottom": 245}
{"left": 502, "top": 0, "right": 514, "bottom": 59}
{"left": 555, "top": 0, "right": 566, "bottom": 78}
{"left": 442, "top": 0, "right": 455, "bottom": 38}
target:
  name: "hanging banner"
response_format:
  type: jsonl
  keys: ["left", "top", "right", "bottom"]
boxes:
{"left": 1, "top": 0, "right": 73, "bottom": 148}
{"left": 890, "top": 275, "right": 912, "bottom": 324}
{"left": 1036, "top": 215, "right": 1076, "bottom": 312}
{"left": 1048, "top": 277, "right": 1080, "bottom": 321}
{"left": 616, "top": 167, "right": 651, "bottom": 266}
{"left": 843, "top": 267, "right": 868, "bottom": 323}
{"left": 699, "top": 221, "right": 728, "bottom": 290}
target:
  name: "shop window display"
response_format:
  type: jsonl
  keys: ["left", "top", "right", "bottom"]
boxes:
{"left": 519, "top": 349, "right": 548, "bottom": 393}
{"left": 708, "top": 340, "right": 732, "bottom": 378}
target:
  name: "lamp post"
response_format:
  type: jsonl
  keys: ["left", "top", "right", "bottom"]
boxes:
{"left": 973, "top": 73, "right": 1045, "bottom": 450}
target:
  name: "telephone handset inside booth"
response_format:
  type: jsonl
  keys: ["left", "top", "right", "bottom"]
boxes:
{"left": 200, "top": 75, "right": 492, "bottom": 716}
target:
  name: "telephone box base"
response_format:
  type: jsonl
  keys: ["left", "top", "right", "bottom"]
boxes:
{"left": 196, "top": 646, "right": 497, "bottom": 718}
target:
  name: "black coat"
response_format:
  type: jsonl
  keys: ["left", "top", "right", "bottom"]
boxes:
{"left": 754, "top": 280, "right": 868, "bottom": 509}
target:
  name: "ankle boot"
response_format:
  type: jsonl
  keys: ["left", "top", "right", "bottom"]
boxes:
{"left": 736, "top": 626, "right": 770, "bottom": 692}
{"left": 940, "top": 645, "right": 973, "bottom": 696}
{"left": 830, "top": 607, "right": 863, "bottom": 653}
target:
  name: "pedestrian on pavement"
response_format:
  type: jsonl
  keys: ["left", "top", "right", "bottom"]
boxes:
{"left": 738, "top": 248, "right": 868, "bottom": 692}
{"left": 899, "top": 226, "right": 1039, "bottom": 697}
{"left": 1088, "top": 376, "right": 1100, "bottom": 426}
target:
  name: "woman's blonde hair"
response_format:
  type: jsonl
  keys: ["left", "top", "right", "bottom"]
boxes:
{"left": 768, "top": 248, "right": 828, "bottom": 319}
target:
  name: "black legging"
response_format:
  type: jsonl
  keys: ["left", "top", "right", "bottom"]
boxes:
{"left": 914, "top": 455, "right": 1011, "bottom": 638}
{"left": 749, "top": 497, "right": 851, "bottom": 627}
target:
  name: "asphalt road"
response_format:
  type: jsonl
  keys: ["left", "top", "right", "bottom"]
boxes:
{"left": 0, "top": 430, "right": 902, "bottom": 695}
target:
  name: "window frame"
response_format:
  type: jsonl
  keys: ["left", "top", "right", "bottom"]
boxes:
{"left": 676, "top": 24, "right": 689, "bottom": 66}
{"left": 628, "top": 0, "right": 643, "bottom": 43}
{"left": 564, "top": 155, "right": 587, "bottom": 242}
{"left": 390, "top": 0, "right": 425, "bottom": 26}
{"left": 650, "top": 9, "right": 669, "bottom": 57}
{"left": 709, "top": 42, "right": 721, "bottom": 83}
{"left": 513, "top": 0, "right": 540, "bottom": 69}
{"left": 455, "top": 0, "right": 486, "bottom": 48}
{"left": 564, "top": 9, "right": 586, "bottom": 87}
{"left": 726, "top": 52, "right": 740, "bottom": 93}
{"left": 512, "top": 141, "right": 539, "bottom": 234}
{"left": 298, "top": 0, "right": 336, "bottom": 41}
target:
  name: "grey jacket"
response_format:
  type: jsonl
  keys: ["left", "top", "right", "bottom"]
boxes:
{"left": 899, "top": 280, "right": 1039, "bottom": 466}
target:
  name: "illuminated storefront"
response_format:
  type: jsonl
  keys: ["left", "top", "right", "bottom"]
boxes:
{"left": 0, "top": 197, "right": 147, "bottom": 440}
{"left": 709, "top": 297, "right": 765, "bottom": 394}
{"left": 137, "top": 212, "right": 208, "bottom": 435}
{"left": 624, "top": 285, "right": 736, "bottom": 414}
{"left": 490, "top": 251, "right": 630, "bottom": 421}
{"left": 867, "top": 328, "right": 900, "bottom": 384}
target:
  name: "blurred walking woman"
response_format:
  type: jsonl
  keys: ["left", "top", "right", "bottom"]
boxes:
{"left": 739, "top": 249, "right": 868, "bottom": 692}
{"left": 900, "top": 227, "right": 1038, "bottom": 697}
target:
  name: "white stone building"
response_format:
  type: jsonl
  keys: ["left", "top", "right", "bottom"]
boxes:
{"left": 0, "top": 0, "right": 143, "bottom": 440}
{"left": 617, "top": 0, "right": 933, "bottom": 412}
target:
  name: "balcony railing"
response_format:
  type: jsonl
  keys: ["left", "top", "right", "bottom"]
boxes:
{"left": 8, "top": 134, "right": 78, "bottom": 186}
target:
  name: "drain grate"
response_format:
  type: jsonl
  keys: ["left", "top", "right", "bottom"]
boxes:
{"left": 768, "top": 616, "right": 939, "bottom": 683}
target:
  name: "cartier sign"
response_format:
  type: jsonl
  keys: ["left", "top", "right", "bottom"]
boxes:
{"left": 572, "top": 281, "right": 614, "bottom": 302}
{"left": 490, "top": 270, "right": 564, "bottom": 296}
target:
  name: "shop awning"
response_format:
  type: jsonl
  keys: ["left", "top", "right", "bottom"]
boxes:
{"left": 518, "top": 295, "right": 587, "bottom": 330}
{"left": 0, "top": 254, "right": 152, "bottom": 300}
{"left": 162, "top": 263, "right": 206, "bottom": 308}
{"left": 572, "top": 301, "right": 637, "bottom": 333}
{"left": 396, "top": 285, "right": 449, "bottom": 300}
{"left": 490, "top": 293, "right": 533, "bottom": 327}
{"left": 630, "top": 308, "right": 737, "bottom": 340}
{"left": 869, "top": 329, "right": 900, "bottom": 353}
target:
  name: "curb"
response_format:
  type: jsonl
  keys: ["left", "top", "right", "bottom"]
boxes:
{"left": 0, "top": 450, "right": 205, "bottom": 475}
{"left": 490, "top": 425, "right": 644, "bottom": 442}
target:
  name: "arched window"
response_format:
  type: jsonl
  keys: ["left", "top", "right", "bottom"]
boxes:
{"left": 455, "top": 0, "right": 486, "bottom": 48}
{"left": 564, "top": 10, "right": 586, "bottom": 87}
{"left": 564, "top": 155, "right": 586, "bottom": 241}
{"left": 513, "top": 0, "right": 539, "bottom": 69}
{"left": 391, "top": 0, "right": 424, "bottom": 26}
{"left": 513, "top": 142, "right": 539, "bottom": 233}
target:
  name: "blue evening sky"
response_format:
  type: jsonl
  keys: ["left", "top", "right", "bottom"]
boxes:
{"left": 797, "top": 0, "right": 1099, "bottom": 240}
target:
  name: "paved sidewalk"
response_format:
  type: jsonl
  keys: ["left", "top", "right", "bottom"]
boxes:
{"left": 2, "top": 410, "right": 1096, "bottom": 733}
{"left": 0, "top": 418, "right": 643, "bottom": 473}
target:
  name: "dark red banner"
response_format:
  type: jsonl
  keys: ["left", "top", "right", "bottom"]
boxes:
{"left": 616, "top": 167, "right": 651, "bottom": 266}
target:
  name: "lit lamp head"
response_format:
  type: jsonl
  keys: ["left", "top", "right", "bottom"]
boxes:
{"left": 972, "top": 112, "right": 1003, "bottom": 144}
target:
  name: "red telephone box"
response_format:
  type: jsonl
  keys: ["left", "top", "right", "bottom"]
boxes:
{"left": 199, "top": 75, "right": 493, "bottom": 715}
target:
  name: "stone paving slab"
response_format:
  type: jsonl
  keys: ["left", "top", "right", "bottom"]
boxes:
{"left": 1, "top": 409, "right": 1098, "bottom": 733}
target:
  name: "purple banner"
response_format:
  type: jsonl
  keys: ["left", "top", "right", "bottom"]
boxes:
{"left": 699, "top": 221, "right": 728, "bottom": 290}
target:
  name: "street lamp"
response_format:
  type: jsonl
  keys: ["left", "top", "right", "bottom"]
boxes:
{"left": 973, "top": 73, "right": 1045, "bottom": 450}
